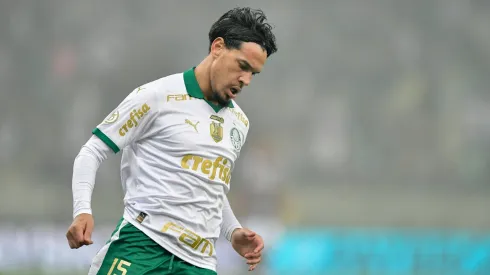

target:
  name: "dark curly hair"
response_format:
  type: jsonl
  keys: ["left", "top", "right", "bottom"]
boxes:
{"left": 209, "top": 7, "right": 278, "bottom": 57}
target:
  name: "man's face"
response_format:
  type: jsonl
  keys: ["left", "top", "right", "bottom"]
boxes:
{"left": 209, "top": 38, "right": 267, "bottom": 107}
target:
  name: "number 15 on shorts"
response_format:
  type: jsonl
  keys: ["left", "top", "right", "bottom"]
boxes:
{"left": 108, "top": 258, "right": 131, "bottom": 275}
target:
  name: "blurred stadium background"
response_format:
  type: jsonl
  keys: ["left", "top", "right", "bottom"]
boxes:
{"left": 1, "top": 0, "right": 490, "bottom": 274}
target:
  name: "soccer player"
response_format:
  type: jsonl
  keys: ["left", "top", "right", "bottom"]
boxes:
{"left": 66, "top": 7, "right": 278, "bottom": 275}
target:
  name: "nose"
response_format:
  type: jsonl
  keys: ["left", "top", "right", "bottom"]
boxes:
{"left": 238, "top": 72, "right": 252, "bottom": 87}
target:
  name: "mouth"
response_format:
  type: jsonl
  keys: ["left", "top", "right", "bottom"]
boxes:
{"left": 227, "top": 87, "right": 240, "bottom": 99}
{"left": 230, "top": 87, "right": 240, "bottom": 94}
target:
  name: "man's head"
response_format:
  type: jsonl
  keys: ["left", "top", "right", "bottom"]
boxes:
{"left": 207, "top": 7, "right": 278, "bottom": 107}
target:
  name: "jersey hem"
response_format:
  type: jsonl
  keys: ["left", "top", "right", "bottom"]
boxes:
{"left": 122, "top": 211, "right": 217, "bottom": 272}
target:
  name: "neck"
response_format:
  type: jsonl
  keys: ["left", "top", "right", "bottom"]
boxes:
{"left": 194, "top": 56, "right": 214, "bottom": 101}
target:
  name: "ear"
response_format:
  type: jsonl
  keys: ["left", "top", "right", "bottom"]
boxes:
{"left": 210, "top": 37, "right": 226, "bottom": 58}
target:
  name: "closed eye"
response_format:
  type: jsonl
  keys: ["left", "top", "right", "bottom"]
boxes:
{"left": 238, "top": 60, "right": 260, "bottom": 75}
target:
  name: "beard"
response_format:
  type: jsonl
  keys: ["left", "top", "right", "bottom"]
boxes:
{"left": 210, "top": 89, "right": 231, "bottom": 107}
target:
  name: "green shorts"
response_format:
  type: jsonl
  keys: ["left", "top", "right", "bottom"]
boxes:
{"left": 88, "top": 218, "right": 217, "bottom": 275}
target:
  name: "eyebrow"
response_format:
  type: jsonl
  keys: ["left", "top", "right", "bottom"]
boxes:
{"left": 238, "top": 59, "right": 261, "bottom": 74}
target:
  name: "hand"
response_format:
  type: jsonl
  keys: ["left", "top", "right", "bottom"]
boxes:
{"left": 231, "top": 228, "right": 264, "bottom": 271}
{"left": 66, "top": 213, "right": 94, "bottom": 249}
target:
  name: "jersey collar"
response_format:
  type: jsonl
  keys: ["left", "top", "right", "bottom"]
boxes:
{"left": 183, "top": 67, "right": 234, "bottom": 112}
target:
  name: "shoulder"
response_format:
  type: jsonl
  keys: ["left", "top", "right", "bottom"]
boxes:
{"left": 228, "top": 101, "right": 250, "bottom": 129}
{"left": 130, "top": 72, "right": 187, "bottom": 106}
{"left": 138, "top": 72, "right": 185, "bottom": 98}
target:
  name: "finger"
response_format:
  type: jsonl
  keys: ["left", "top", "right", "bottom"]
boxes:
{"left": 71, "top": 225, "right": 85, "bottom": 247}
{"left": 83, "top": 221, "right": 94, "bottom": 245}
{"left": 254, "top": 242, "right": 264, "bottom": 253}
{"left": 244, "top": 252, "right": 261, "bottom": 259}
{"left": 83, "top": 239, "right": 93, "bottom": 245}
{"left": 247, "top": 257, "right": 261, "bottom": 265}
{"left": 67, "top": 234, "right": 75, "bottom": 249}
{"left": 245, "top": 230, "right": 256, "bottom": 238}
{"left": 67, "top": 235, "right": 80, "bottom": 249}
{"left": 66, "top": 230, "right": 80, "bottom": 249}
{"left": 249, "top": 264, "right": 257, "bottom": 271}
{"left": 69, "top": 240, "right": 80, "bottom": 249}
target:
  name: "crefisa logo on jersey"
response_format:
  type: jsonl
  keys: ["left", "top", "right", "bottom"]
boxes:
{"left": 181, "top": 155, "right": 232, "bottom": 184}
{"left": 119, "top": 103, "right": 151, "bottom": 136}
{"left": 230, "top": 127, "right": 242, "bottom": 152}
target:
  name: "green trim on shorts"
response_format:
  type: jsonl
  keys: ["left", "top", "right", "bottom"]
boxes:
{"left": 94, "top": 219, "right": 216, "bottom": 275}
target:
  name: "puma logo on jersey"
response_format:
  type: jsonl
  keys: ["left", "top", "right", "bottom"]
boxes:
{"left": 185, "top": 119, "right": 199, "bottom": 133}
{"left": 181, "top": 155, "right": 231, "bottom": 184}
{"left": 119, "top": 103, "right": 151, "bottom": 136}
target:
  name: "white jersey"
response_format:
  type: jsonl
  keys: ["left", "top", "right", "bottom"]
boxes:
{"left": 92, "top": 68, "right": 249, "bottom": 271}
